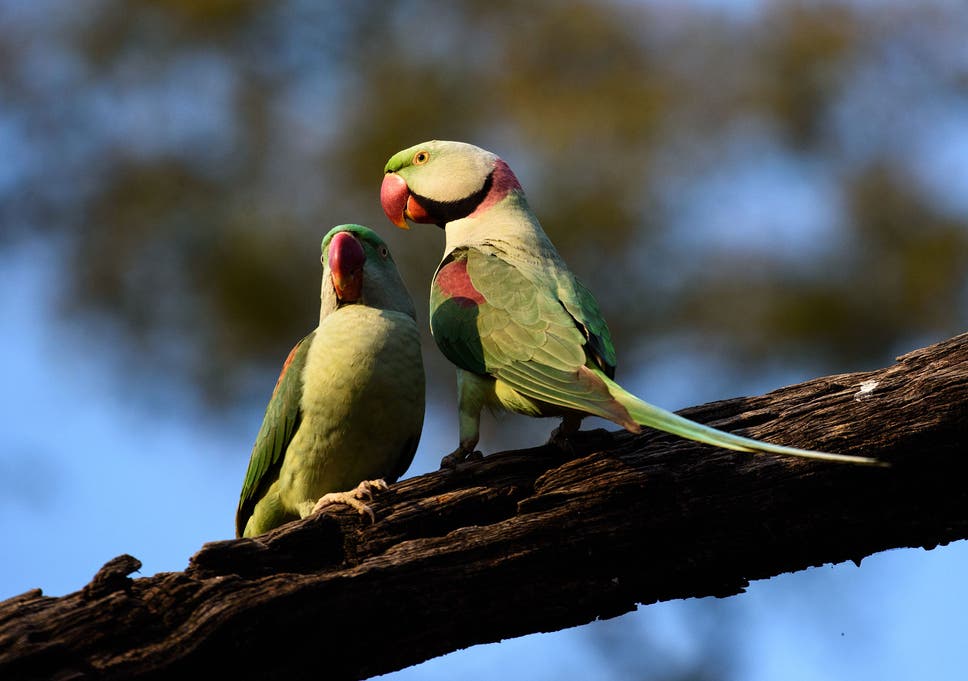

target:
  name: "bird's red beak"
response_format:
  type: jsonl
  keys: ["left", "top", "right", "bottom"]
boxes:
{"left": 381, "top": 173, "right": 435, "bottom": 229}
{"left": 380, "top": 172, "right": 411, "bottom": 229}
{"left": 328, "top": 231, "right": 365, "bottom": 303}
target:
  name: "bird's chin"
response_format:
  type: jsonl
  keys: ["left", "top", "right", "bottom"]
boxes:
{"left": 333, "top": 283, "right": 361, "bottom": 304}
{"left": 403, "top": 195, "right": 433, "bottom": 225}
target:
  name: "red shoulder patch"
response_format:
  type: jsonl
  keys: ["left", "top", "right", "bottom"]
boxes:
{"left": 271, "top": 342, "right": 302, "bottom": 399}
{"left": 436, "top": 258, "right": 486, "bottom": 308}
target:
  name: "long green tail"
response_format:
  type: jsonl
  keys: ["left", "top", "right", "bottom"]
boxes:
{"left": 607, "top": 377, "right": 885, "bottom": 466}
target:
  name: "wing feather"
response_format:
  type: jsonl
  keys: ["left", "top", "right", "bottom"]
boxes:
{"left": 431, "top": 247, "right": 629, "bottom": 423}
{"left": 234, "top": 332, "right": 313, "bottom": 537}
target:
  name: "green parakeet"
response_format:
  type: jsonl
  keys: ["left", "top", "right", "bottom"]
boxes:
{"left": 236, "top": 224, "right": 425, "bottom": 538}
{"left": 380, "top": 140, "right": 879, "bottom": 468}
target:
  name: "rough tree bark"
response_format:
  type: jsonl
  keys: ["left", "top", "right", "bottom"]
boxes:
{"left": 1, "top": 333, "right": 966, "bottom": 681}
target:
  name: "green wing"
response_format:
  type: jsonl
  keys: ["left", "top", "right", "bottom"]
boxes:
{"left": 235, "top": 332, "right": 313, "bottom": 537}
{"left": 558, "top": 275, "right": 616, "bottom": 378}
{"left": 431, "top": 248, "right": 631, "bottom": 423}
{"left": 429, "top": 251, "right": 489, "bottom": 375}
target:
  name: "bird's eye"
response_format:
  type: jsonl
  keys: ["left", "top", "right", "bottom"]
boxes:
{"left": 320, "top": 253, "right": 325, "bottom": 265}
{"left": 378, "top": 245, "right": 390, "bottom": 259}
{"left": 413, "top": 150, "right": 430, "bottom": 165}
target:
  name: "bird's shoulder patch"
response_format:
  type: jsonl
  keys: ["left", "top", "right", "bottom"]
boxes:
{"left": 271, "top": 338, "right": 307, "bottom": 399}
{"left": 431, "top": 251, "right": 488, "bottom": 375}
{"left": 435, "top": 253, "right": 486, "bottom": 308}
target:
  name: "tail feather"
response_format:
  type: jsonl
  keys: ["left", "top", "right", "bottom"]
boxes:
{"left": 607, "top": 378, "right": 885, "bottom": 466}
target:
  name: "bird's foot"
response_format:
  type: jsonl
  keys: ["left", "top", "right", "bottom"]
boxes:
{"left": 312, "top": 479, "right": 390, "bottom": 523}
{"left": 440, "top": 448, "right": 483, "bottom": 469}
{"left": 547, "top": 415, "right": 583, "bottom": 454}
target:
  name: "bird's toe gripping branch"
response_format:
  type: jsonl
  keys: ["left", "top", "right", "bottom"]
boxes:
{"left": 312, "top": 479, "right": 391, "bottom": 523}
{"left": 546, "top": 415, "right": 585, "bottom": 454}
{"left": 439, "top": 448, "right": 485, "bottom": 469}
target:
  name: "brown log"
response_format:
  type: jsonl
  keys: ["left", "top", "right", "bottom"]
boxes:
{"left": 1, "top": 333, "right": 966, "bottom": 681}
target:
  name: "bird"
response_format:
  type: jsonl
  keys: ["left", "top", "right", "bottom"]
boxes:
{"left": 236, "top": 224, "right": 425, "bottom": 537}
{"left": 380, "top": 140, "right": 880, "bottom": 469}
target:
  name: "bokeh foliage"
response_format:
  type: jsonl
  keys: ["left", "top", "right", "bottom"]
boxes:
{"left": 1, "top": 0, "right": 965, "bottom": 410}
{"left": 2, "top": 3, "right": 966, "bottom": 679}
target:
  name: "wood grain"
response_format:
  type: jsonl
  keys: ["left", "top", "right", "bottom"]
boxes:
{"left": 2, "top": 333, "right": 965, "bottom": 681}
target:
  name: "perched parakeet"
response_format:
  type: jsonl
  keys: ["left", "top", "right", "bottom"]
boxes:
{"left": 380, "top": 140, "right": 879, "bottom": 468}
{"left": 236, "top": 224, "right": 425, "bottom": 538}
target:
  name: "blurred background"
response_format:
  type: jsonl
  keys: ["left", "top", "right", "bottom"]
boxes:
{"left": 1, "top": 0, "right": 966, "bottom": 678}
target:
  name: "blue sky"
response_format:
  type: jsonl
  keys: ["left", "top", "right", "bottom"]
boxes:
{"left": 3, "top": 234, "right": 966, "bottom": 681}
{"left": 2, "top": 1, "right": 967, "bottom": 679}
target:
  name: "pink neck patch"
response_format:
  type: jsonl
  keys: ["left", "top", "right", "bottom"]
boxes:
{"left": 469, "top": 159, "right": 522, "bottom": 218}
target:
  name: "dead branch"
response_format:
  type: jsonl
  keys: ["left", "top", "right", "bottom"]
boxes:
{"left": 2, "top": 333, "right": 965, "bottom": 681}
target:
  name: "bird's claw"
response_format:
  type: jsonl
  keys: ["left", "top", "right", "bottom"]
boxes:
{"left": 312, "top": 479, "right": 390, "bottom": 523}
{"left": 547, "top": 415, "right": 583, "bottom": 454}
{"left": 547, "top": 430, "right": 576, "bottom": 455}
{"left": 440, "top": 449, "right": 482, "bottom": 469}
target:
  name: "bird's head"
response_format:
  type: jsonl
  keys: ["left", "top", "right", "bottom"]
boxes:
{"left": 320, "top": 224, "right": 416, "bottom": 319}
{"left": 381, "top": 140, "right": 521, "bottom": 229}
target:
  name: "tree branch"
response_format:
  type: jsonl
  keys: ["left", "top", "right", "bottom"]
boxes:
{"left": 2, "top": 334, "right": 966, "bottom": 681}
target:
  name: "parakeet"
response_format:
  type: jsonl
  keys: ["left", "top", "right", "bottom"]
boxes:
{"left": 380, "top": 140, "right": 879, "bottom": 468}
{"left": 235, "top": 224, "right": 425, "bottom": 538}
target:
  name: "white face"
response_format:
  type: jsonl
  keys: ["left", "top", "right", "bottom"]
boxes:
{"left": 406, "top": 141, "right": 498, "bottom": 203}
